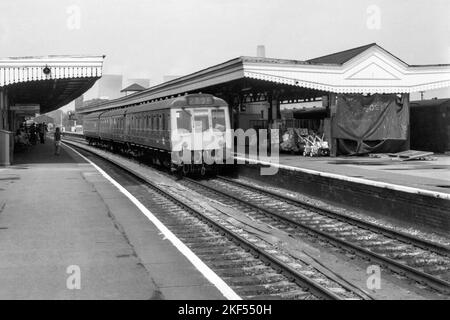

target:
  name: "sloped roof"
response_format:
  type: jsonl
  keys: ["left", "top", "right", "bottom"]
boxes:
{"left": 78, "top": 44, "right": 450, "bottom": 113}
{"left": 120, "top": 83, "right": 146, "bottom": 92}
{"left": 307, "top": 43, "right": 378, "bottom": 65}
{"left": 1, "top": 55, "right": 104, "bottom": 113}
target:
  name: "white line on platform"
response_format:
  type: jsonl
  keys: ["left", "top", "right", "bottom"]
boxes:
{"left": 235, "top": 156, "right": 450, "bottom": 201}
{"left": 64, "top": 143, "right": 241, "bottom": 300}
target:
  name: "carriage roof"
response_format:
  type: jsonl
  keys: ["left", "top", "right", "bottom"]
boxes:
{"left": 92, "top": 94, "right": 227, "bottom": 119}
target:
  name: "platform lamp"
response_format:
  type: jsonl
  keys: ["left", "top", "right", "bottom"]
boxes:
{"left": 43, "top": 65, "right": 51, "bottom": 75}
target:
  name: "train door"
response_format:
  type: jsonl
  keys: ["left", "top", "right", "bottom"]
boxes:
{"left": 171, "top": 108, "right": 192, "bottom": 152}
{"left": 192, "top": 109, "right": 212, "bottom": 151}
{"left": 212, "top": 107, "right": 232, "bottom": 148}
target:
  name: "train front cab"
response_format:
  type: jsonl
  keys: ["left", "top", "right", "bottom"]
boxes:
{"left": 170, "top": 96, "right": 232, "bottom": 175}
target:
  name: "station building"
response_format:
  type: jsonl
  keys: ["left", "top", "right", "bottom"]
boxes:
{"left": 2, "top": 43, "right": 450, "bottom": 165}
{"left": 0, "top": 55, "right": 105, "bottom": 165}
{"left": 78, "top": 43, "right": 450, "bottom": 156}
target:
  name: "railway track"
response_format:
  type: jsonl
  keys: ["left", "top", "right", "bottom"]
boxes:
{"left": 63, "top": 136, "right": 449, "bottom": 298}
{"left": 179, "top": 176, "right": 450, "bottom": 295}
{"left": 65, "top": 139, "right": 370, "bottom": 300}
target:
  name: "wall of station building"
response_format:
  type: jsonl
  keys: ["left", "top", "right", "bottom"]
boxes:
{"left": 283, "top": 93, "right": 450, "bottom": 154}
{"left": 274, "top": 92, "right": 412, "bottom": 156}
{"left": 410, "top": 100, "right": 450, "bottom": 153}
{"left": 0, "top": 89, "right": 8, "bottom": 131}
{"left": 0, "top": 88, "right": 12, "bottom": 166}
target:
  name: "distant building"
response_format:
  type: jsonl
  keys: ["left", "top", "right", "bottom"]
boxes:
{"left": 74, "top": 95, "right": 84, "bottom": 112}
{"left": 34, "top": 114, "right": 55, "bottom": 124}
{"left": 257, "top": 45, "right": 266, "bottom": 58}
{"left": 121, "top": 83, "right": 147, "bottom": 96}
{"left": 123, "top": 78, "right": 150, "bottom": 89}
{"left": 46, "top": 109, "right": 64, "bottom": 126}
{"left": 98, "top": 74, "right": 123, "bottom": 100}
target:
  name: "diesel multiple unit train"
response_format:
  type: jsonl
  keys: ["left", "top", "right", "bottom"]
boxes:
{"left": 83, "top": 94, "right": 233, "bottom": 175}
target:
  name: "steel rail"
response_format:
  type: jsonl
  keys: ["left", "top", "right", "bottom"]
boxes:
{"left": 185, "top": 177, "right": 450, "bottom": 294}
{"left": 218, "top": 176, "right": 450, "bottom": 257}
{"left": 64, "top": 140, "right": 350, "bottom": 300}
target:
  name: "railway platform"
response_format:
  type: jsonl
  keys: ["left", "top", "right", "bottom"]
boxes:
{"left": 239, "top": 153, "right": 450, "bottom": 194}
{"left": 0, "top": 141, "right": 228, "bottom": 299}
{"left": 237, "top": 153, "right": 450, "bottom": 235}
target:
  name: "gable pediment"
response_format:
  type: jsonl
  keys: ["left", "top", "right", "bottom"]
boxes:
{"left": 346, "top": 62, "right": 400, "bottom": 80}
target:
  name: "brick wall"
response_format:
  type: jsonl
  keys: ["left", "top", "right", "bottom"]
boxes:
{"left": 238, "top": 165, "right": 450, "bottom": 235}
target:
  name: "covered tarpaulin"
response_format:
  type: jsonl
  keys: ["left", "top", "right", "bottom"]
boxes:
{"left": 333, "top": 94, "right": 409, "bottom": 155}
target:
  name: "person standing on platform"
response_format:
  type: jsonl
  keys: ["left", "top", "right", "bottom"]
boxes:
{"left": 29, "top": 123, "right": 37, "bottom": 145}
{"left": 54, "top": 127, "right": 61, "bottom": 155}
{"left": 42, "top": 122, "right": 48, "bottom": 143}
{"left": 38, "top": 123, "right": 45, "bottom": 144}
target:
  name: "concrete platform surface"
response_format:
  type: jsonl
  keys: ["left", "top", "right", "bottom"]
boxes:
{"left": 237, "top": 153, "right": 450, "bottom": 196}
{"left": 0, "top": 142, "right": 225, "bottom": 300}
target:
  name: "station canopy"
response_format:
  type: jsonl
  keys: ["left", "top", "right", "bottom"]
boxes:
{"left": 0, "top": 55, "right": 105, "bottom": 114}
{"left": 79, "top": 43, "right": 450, "bottom": 114}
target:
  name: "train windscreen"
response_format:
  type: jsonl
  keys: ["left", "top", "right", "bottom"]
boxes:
{"left": 212, "top": 109, "right": 226, "bottom": 132}
{"left": 176, "top": 110, "right": 192, "bottom": 132}
{"left": 193, "top": 109, "right": 210, "bottom": 132}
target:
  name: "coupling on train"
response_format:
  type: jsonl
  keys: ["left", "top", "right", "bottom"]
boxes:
{"left": 83, "top": 94, "right": 233, "bottom": 175}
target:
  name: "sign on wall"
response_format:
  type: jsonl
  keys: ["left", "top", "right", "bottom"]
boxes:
{"left": 10, "top": 104, "right": 40, "bottom": 113}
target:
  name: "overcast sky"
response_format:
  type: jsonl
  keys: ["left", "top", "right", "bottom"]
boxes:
{"left": 1, "top": 0, "right": 449, "bottom": 108}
